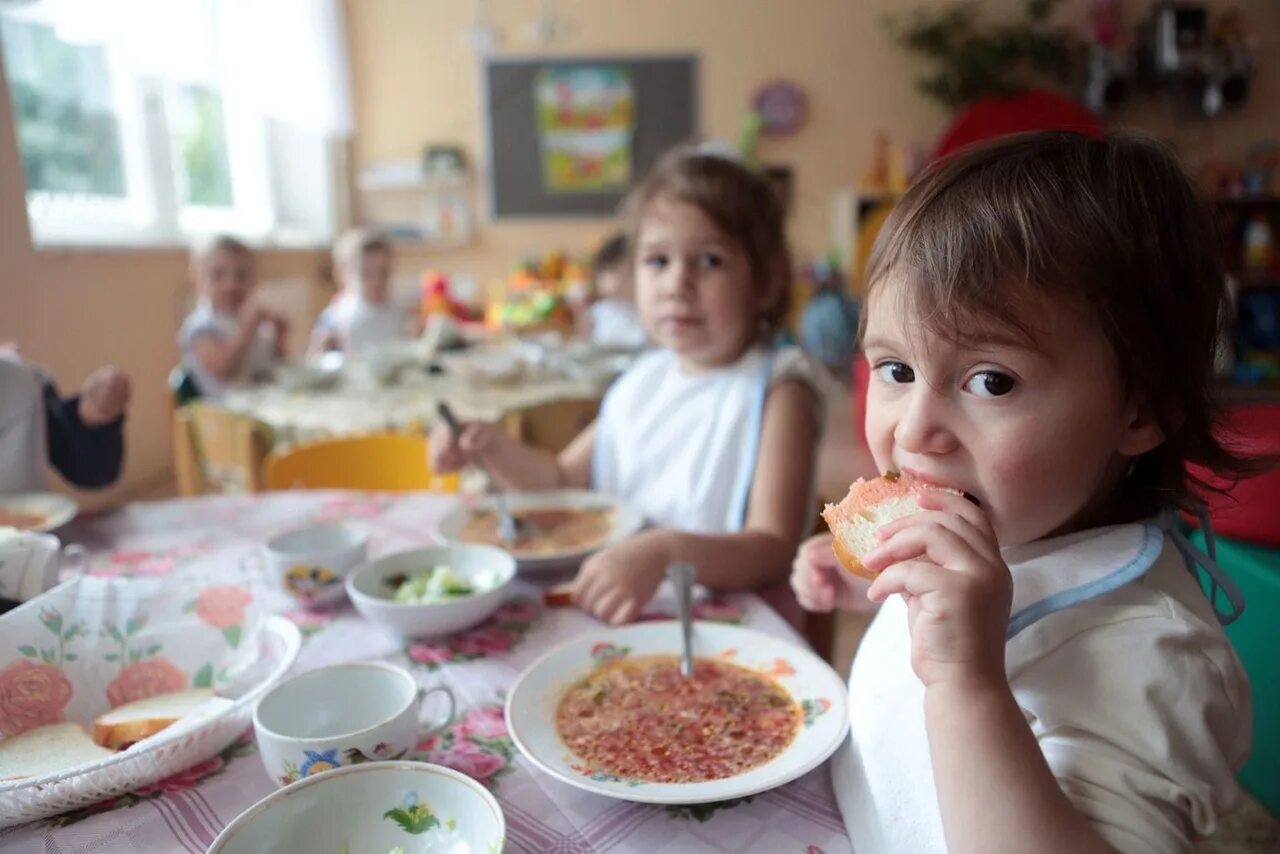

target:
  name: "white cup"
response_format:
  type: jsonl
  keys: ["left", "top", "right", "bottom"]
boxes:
{"left": 0, "top": 531, "right": 84, "bottom": 602}
{"left": 253, "top": 661, "right": 455, "bottom": 789}
{"left": 248, "top": 523, "right": 368, "bottom": 607}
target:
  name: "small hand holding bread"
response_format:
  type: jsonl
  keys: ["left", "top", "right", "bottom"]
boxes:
{"left": 821, "top": 471, "right": 962, "bottom": 579}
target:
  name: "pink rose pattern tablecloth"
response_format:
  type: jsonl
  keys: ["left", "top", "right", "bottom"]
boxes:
{"left": 0, "top": 492, "right": 851, "bottom": 853}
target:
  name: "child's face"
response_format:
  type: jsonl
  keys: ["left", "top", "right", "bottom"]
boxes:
{"left": 595, "top": 265, "right": 629, "bottom": 301}
{"left": 198, "top": 248, "right": 255, "bottom": 312}
{"left": 634, "top": 198, "right": 758, "bottom": 370}
{"left": 862, "top": 275, "right": 1163, "bottom": 547}
{"left": 345, "top": 248, "right": 392, "bottom": 304}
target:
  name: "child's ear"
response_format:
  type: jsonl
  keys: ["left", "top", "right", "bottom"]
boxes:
{"left": 1117, "top": 399, "right": 1165, "bottom": 457}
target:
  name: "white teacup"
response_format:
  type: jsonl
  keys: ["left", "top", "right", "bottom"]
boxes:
{"left": 253, "top": 661, "right": 455, "bottom": 789}
{"left": 0, "top": 529, "right": 83, "bottom": 602}
{"left": 252, "top": 523, "right": 368, "bottom": 607}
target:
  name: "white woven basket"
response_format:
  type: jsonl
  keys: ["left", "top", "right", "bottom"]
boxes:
{"left": 0, "top": 616, "right": 299, "bottom": 827}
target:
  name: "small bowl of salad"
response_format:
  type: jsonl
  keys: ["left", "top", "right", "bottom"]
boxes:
{"left": 346, "top": 545, "right": 517, "bottom": 638}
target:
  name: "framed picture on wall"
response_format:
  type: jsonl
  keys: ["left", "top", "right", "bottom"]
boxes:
{"left": 483, "top": 54, "right": 698, "bottom": 218}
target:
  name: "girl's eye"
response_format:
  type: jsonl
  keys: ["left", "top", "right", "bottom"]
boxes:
{"left": 875, "top": 361, "right": 914, "bottom": 385}
{"left": 643, "top": 254, "right": 668, "bottom": 270}
{"left": 698, "top": 252, "right": 724, "bottom": 270}
{"left": 964, "top": 370, "right": 1016, "bottom": 398}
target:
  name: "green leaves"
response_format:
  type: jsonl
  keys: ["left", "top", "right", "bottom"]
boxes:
{"left": 222, "top": 625, "right": 242, "bottom": 649}
{"left": 382, "top": 805, "right": 439, "bottom": 835}
{"left": 884, "top": 0, "right": 1072, "bottom": 110}
{"left": 193, "top": 663, "right": 214, "bottom": 689}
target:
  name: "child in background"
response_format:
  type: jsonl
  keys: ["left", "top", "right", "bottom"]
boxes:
{"left": 178, "top": 235, "right": 286, "bottom": 398}
{"left": 0, "top": 350, "right": 130, "bottom": 493}
{"left": 433, "top": 148, "right": 824, "bottom": 623}
{"left": 792, "top": 132, "right": 1252, "bottom": 853}
{"left": 309, "top": 229, "right": 405, "bottom": 357}
{"left": 583, "top": 233, "right": 648, "bottom": 349}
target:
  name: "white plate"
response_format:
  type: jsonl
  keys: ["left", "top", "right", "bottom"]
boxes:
{"left": 435, "top": 490, "right": 644, "bottom": 574}
{"left": 505, "top": 622, "right": 849, "bottom": 805}
{"left": 209, "top": 761, "right": 505, "bottom": 854}
{"left": 0, "top": 493, "right": 78, "bottom": 533}
{"left": 0, "top": 617, "right": 301, "bottom": 827}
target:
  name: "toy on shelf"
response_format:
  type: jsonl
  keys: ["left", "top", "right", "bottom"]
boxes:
{"left": 419, "top": 272, "right": 481, "bottom": 324}
{"left": 799, "top": 253, "right": 860, "bottom": 382}
{"left": 486, "top": 251, "right": 588, "bottom": 336}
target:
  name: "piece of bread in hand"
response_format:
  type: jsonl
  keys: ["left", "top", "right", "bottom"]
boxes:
{"left": 92, "top": 687, "right": 225, "bottom": 749}
{"left": 543, "top": 582, "right": 574, "bottom": 607}
{"left": 0, "top": 722, "right": 117, "bottom": 780}
{"left": 822, "top": 471, "right": 959, "bottom": 579}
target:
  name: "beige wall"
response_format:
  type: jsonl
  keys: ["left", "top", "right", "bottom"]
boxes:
{"left": 2, "top": 0, "right": 1277, "bottom": 507}
{"left": 345, "top": 0, "right": 1280, "bottom": 285}
{"left": 0, "top": 59, "right": 326, "bottom": 509}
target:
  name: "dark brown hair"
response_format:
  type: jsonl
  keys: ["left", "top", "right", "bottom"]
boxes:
{"left": 623, "top": 147, "right": 792, "bottom": 332}
{"left": 333, "top": 227, "right": 391, "bottom": 270}
{"left": 863, "top": 131, "right": 1257, "bottom": 519}
{"left": 592, "top": 232, "right": 628, "bottom": 276}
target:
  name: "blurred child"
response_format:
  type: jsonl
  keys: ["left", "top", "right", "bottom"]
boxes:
{"left": 178, "top": 235, "right": 285, "bottom": 398}
{"left": 583, "top": 233, "right": 647, "bottom": 349}
{"left": 0, "top": 350, "right": 130, "bottom": 493}
{"left": 433, "top": 148, "right": 824, "bottom": 623}
{"left": 310, "top": 229, "right": 406, "bottom": 356}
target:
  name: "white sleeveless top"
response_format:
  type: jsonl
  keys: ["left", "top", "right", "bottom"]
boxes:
{"left": 592, "top": 346, "right": 823, "bottom": 533}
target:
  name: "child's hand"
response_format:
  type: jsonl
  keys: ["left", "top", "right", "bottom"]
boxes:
{"left": 571, "top": 530, "right": 671, "bottom": 624}
{"left": 78, "top": 366, "right": 131, "bottom": 426}
{"left": 863, "top": 490, "right": 1012, "bottom": 692}
{"left": 791, "top": 533, "right": 876, "bottom": 614}
{"left": 428, "top": 420, "right": 503, "bottom": 473}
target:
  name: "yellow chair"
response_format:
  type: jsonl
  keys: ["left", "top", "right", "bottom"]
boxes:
{"left": 173, "top": 403, "right": 274, "bottom": 496}
{"left": 262, "top": 433, "right": 460, "bottom": 492}
{"left": 510, "top": 398, "right": 600, "bottom": 454}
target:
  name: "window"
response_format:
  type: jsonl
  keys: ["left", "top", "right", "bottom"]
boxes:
{"left": 0, "top": 0, "right": 345, "bottom": 247}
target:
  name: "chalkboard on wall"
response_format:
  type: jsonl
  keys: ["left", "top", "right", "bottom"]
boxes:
{"left": 483, "top": 55, "right": 698, "bottom": 218}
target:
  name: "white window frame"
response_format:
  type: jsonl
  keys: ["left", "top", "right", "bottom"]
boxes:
{"left": 1, "top": 4, "right": 338, "bottom": 249}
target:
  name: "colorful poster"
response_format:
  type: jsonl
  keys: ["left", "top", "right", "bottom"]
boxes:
{"left": 536, "top": 66, "right": 633, "bottom": 193}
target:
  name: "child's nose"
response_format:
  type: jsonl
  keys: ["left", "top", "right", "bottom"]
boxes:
{"left": 893, "top": 387, "right": 958, "bottom": 456}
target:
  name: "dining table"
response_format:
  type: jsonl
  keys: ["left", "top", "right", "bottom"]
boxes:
{"left": 0, "top": 490, "right": 853, "bottom": 854}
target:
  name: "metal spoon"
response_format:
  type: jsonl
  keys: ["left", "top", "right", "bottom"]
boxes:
{"left": 436, "top": 402, "right": 522, "bottom": 545}
{"left": 667, "top": 562, "right": 696, "bottom": 678}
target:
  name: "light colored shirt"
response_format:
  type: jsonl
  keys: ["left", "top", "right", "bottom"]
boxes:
{"left": 589, "top": 299, "right": 648, "bottom": 350}
{"left": 314, "top": 294, "right": 404, "bottom": 356}
{"left": 178, "top": 303, "right": 277, "bottom": 398}
{"left": 0, "top": 356, "right": 47, "bottom": 493}
{"left": 833, "top": 521, "right": 1251, "bottom": 854}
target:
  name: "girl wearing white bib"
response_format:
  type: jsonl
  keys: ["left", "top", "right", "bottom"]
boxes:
{"left": 793, "top": 134, "right": 1256, "bottom": 853}
{"left": 309, "top": 229, "right": 408, "bottom": 357}
{"left": 433, "top": 149, "right": 823, "bottom": 624}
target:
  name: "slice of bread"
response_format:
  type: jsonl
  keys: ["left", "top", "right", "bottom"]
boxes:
{"left": 0, "top": 722, "right": 117, "bottom": 781}
{"left": 92, "top": 687, "right": 223, "bottom": 749}
{"left": 822, "top": 471, "right": 957, "bottom": 579}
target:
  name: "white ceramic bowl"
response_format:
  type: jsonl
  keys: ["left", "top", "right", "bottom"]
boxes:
{"left": 0, "top": 492, "right": 78, "bottom": 533}
{"left": 208, "top": 761, "right": 505, "bottom": 853}
{"left": 346, "top": 545, "right": 516, "bottom": 638}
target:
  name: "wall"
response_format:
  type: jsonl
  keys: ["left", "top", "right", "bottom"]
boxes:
{"left": 0, "top": 58, "right": 326, "bottom": 510}
{"left": 344, "top": 0, "right": 1280, "bottom": 286}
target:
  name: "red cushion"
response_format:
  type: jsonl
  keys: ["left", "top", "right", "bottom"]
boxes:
{"left": 934, "top": 89, "right": 1104, "bottom": 161}
{"left": 1188, "top": 405, "right": 1280, "bottom": 547}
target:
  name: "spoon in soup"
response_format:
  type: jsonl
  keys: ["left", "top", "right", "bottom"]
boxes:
{"left": 667, "top": 562, "right": 696, "bottom": 678}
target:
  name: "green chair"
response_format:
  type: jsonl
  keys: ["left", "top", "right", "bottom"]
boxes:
{"left": 1190, "top": 529, "right": 1280, "bottom": 817}
{"left": 168, "top": 365, "right": 202, "bottom": 407}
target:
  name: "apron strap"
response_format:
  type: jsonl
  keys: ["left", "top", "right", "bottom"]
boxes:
{"left": 1164, "top": 505, "right": 1246, "bottom": 626}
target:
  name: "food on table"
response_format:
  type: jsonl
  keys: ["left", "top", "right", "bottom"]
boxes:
{"left": 93, "top": 687, "right": 230, "bottom": 749}
{"left": 0, "top": 722, "right": 117, "bottom": 781}
{"left": 461, "top": 507, "right": 613, "bottom": 556}
{"left": 543, "top": 582, "right": 574, "bottom": 607}
{"left": 389, "top": 565, "right": 491, "bottom": 604}
{"left": 0, "top": 509, "right": 47, "bottom": 531}
{"left": 556, "top": 654, "right": 801, "bottom": 783}
{"left": 822, "top": 470, "right": 962, "bottom": 579}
